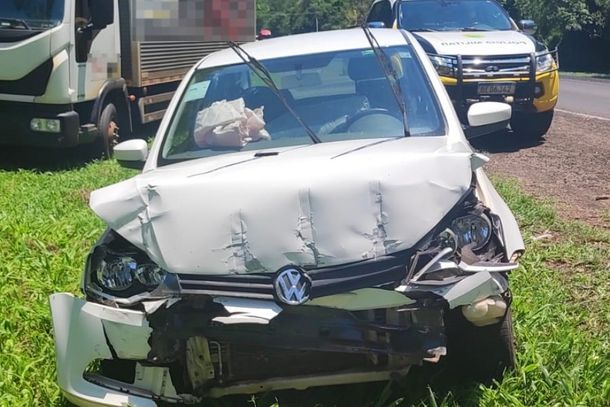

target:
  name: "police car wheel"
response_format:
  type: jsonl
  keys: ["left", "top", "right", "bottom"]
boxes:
{"left": 511, "top": 110, "right": 554, "bottom": 139}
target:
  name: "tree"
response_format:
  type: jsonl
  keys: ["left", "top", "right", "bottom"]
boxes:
{"left": 256, "top": 0, "right": 371, "bottom": 36}
{"left": 258, "top": 0, "right": 610, "bottom": 52}
{"left": 500, "top": 0, "right": 610, "bottom": 47}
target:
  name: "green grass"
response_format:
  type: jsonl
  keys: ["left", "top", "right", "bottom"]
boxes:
{"left": 0, "top": 162, "right": 608, "bottom": 406}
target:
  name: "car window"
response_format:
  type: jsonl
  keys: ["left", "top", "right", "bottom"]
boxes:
{"left": 399, "top": 0, "right": 513, "bottom": 32}
{"left": 367, "top": 0, "right": 394, "bottom": 28}
{"left": 160, "top": 45, "right": 446, "bottom": 165}
{"left": 0, "top": 0, "right": 64, "bottom": 29}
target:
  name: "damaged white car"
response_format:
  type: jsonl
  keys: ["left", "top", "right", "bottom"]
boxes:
{"left": 50, "top": 28, "right": 524, "bottom": 407}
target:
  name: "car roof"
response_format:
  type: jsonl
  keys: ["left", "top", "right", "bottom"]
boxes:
{"left": 196, "top": 28, "right": 412, "bottom": 70}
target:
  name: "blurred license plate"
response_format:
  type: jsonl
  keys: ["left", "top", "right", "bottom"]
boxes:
{"left": 478, "top": 83, "right": 516, "bottom": 95}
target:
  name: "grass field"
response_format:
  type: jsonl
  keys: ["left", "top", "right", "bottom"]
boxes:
{"left": 0, "top": 159, "right": 608, "bottom": 406}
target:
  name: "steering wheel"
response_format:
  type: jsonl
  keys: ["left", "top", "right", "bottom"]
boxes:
{"left": 331, "top": 108, "right": 402, "bottom": 134}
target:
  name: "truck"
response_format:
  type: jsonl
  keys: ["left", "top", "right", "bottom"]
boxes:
{"left": 366, "top": 0, "right": 560, "bottom": 139}
{"left": 0, "top": 0, "right": 256, "bottom": 157}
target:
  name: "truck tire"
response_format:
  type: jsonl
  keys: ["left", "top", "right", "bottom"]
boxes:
{"left": 97, "top": 103, "right": 119, "bottom": 159}
{"left": 444, "top": 307, "right": 516, "bottom": 383}
{"left": 510, "top": 110, "right": 554, "bottom": 140}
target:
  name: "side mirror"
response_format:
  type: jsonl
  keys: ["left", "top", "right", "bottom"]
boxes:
{"left": 115, "top": 139, "right": 148, "bottom": 170}
{"left": 367, "top": 21, "right": 386, "bottom": 29}
{"left": 465, "top": 102, "right": 511, "bottom": 139}
{"left": 518, "top": 19, "right": 537, "bottom": 35}
{"left": 90, "top": 0, "right": 114, "bottom": 30}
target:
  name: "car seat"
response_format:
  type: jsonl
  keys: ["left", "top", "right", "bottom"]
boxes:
{"left": 241, "top": 86, "right": 295, "bottom": 122}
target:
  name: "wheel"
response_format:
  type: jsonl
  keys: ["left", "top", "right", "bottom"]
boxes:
{"left": 444, "top": 307, "right": 516, "bottom": 383}
{"left": 510, "top": 110, "right": 554, "bottom": 139}
{"left": 97, "top": 103, "right": 120, "bottom": 158}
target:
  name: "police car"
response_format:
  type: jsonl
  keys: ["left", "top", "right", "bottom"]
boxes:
{"left": 367, "top": 0, "right": 559, "bottom": 138}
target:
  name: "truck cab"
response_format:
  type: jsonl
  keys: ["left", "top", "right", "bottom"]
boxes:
{"left": 366, "top": 0, "right": 559, "bottom": 138}
{"left": 0, "top": 0, "right": 255, "bottom": 156}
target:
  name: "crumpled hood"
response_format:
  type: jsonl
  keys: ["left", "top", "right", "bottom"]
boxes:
{"left": 91, "top": 138, "right": 476, "bottom": 275}
{"left": 416, "top": 30, "right": 535, "bottom": 55}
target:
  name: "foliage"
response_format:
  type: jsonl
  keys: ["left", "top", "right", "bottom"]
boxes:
{"left": 257, "top": 0, "right": 610, "bottom": 52}
{"left": 0, "top": 156, "right": 609, "bottom": 406}
{"left": 500, "top": 0, "right": 610, "bottom": 47}
{"left": 256, "top": 0, "right": 370, "bottom": 36}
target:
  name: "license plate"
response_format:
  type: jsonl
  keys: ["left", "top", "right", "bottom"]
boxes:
{"left": 477, "top": 82, "right": 516, "bottom": 95}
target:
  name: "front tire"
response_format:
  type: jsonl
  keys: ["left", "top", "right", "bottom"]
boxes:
{"left": 511, "top": 110, "right": 554, "bottom": 139}
{"left": 96, "top": 103, "right": 119, "bottom": 159}
{"left": 444, "top": 307, "right": 516, "bottom": 383}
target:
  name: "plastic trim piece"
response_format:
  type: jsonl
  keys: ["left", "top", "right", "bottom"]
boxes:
{"left": 49, "top": 293, "right": 155, "bottom": 407}
{"left": 0, "top": 58, "right": 53, "bottom": 96}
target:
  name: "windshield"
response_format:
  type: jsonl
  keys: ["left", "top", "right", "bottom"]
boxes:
{"left": 161, "top": 45, "right": 445, "bottom": 164}
{"left": 399, "top": 0, "right": 513, "bottom": 32}
{"left": 0, "top": 0, "right": 64, "bottom": 30}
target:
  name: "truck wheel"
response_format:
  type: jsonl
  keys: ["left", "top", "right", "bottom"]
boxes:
{"left": 444, "top": 307, "right": 516, "bottom": 383}
{"left": 510, "top": 110, "right": 554, "bottom": 139}
{"left": 97, "top": 103, "right": 120, "bottom": 159}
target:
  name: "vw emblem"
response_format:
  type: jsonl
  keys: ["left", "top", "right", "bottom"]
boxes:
{"left": 274, "top": 267, "right": 312, "bottom": 305}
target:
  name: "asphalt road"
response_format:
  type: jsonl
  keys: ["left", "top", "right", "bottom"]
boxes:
{"left": 557, "top": 77, "right": 610, "bottom": 119}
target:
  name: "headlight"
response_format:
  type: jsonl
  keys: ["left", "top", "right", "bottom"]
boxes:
{"left": 536, "top": 52, "right": 554, "bottom": 73}
{"left": 88, "top": 234, "right": 168, "bottom": 296}
{"left": 450, "top": 214, "right": 492, "bottom": 251}
{"left": 135, "top": 263, "right": 166, "bottom": 286}
{"left": 30, "top": 118, "right": 61, "bottom": 133}
{"left": 429, "top": 55, "right": 455, "bottom": 77}
{"left": 95, "top": 254, "right": 137, "bottom": 291}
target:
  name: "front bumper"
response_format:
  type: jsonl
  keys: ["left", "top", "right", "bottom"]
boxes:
{"left": 50, "top": 270, "right": 510, "bottom": 406}
{"left": 0, "top": 101, "right": 95, "bottom": 148}
{"left": 50, "top": 293, "right": 156, "bottom": 407}
{"left": 429, "top": 50, "right": 560, "bottom": 117}
{"left": 441, "top": 70, "right": 559, "bottom": 115}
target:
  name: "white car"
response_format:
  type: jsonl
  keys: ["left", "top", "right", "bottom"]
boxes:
{"left": 50, "top": 28, "right": 524, "bottom": 407}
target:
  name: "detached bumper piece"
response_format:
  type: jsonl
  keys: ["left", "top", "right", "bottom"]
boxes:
{"left": 50, "top": 292, "right": 444, "bottom": 406}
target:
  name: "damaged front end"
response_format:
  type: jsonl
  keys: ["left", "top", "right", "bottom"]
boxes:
{"left": 50, "top": 185, "right": 521, "bottom": 407}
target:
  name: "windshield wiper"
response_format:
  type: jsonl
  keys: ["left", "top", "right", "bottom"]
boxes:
{"left": 411, "top": 28, "right": 437, "bottom": 32}
{"left": 227, "top": 41, "right": 321, "bottom": 144}
{"left": 459, "top": 27, "right": 493, "bottom": 32}
{"left": 360, "top": 25, "right": 410, "bottom": 137}
{"left": 0, "top": 18, "right": 31, "bottom": 30}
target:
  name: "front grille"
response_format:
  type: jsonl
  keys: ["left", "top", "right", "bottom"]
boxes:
{"left": 461, "top": 54, "right": 533, "bottom": 79}
{"left": 215, "top": 344, "right": 371, "bottom": 382}
{"left": 177, "top": 253, "right": 410, "bottom": 300}
{"left": 428, "top": 52, "right": 537, "bottom": 81}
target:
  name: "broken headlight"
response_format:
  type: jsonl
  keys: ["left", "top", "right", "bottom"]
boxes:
{"left": 405, "top": 200, "right": 504, "bottom": 284}
{"left": 95, "top": 254, "right": 137, "bottom": 291}
{"left": 85, "top": 230, "right": 169, "bottom": 300}
{"left": 93, "top": 251, "right": 167, "bottom": 292}
{"left": 450, "top": 214, "right": 492, "bottom": 251}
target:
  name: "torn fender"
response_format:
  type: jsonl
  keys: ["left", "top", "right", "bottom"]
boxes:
{"left": 398, "top": 271, "right": 508, "bottom": 309}
{"left": 91, "top": 137, "right": 476, "bottom": 275}
{"left": 475, "top": 169, "right": 525, "bottom": 260}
